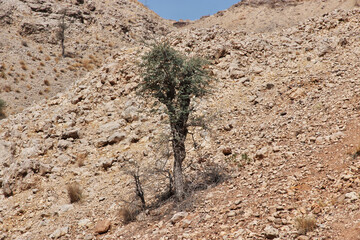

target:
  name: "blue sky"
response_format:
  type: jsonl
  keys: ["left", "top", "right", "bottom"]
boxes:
{"left": 138, "top": 0, "right": 240, "bottom": 21}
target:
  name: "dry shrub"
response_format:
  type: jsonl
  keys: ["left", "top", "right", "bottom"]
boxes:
{"left": 67, "top": 183, "right": 83, "bottom": 203}
{"left": 44, "top": 79, "right": 50, "bottom": 86}
{"left": 353, "top": 144, "right": 360, "bottom": 159}
{"left": 0, "top": 71, "right": 6, "bottom": 79}
{"left": 39, "top": 62, "right": 45, "bottom": 67}
{"left": 3, "top": 85, "right": 11, "bottom": 92}
{"left": 45, "top": 55, "right": 51, "bottom": 61}
{"left": 81, "top": 59, "right": 94, "bottom": 71}
{"left": 118, "top": 207, "right": 136, "bottom": 224}
{"left": 295, "top": 216, "right": 316, "bottom": 234}
{"left": 76, "top": 152, "right": 87, "bottom": 167}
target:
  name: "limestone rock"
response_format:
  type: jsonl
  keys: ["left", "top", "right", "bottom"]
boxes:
{"left": 170, "top": 212, "right": 188, "bottom": 224}
{"left": 263, "top": 225, "right": 279, "bottom": 239}
{"left": 94, "top": 219, "right": 111, "bottom": 234}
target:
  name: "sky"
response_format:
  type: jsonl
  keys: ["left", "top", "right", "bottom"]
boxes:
{"left": 138, "top": 0, "right": 240, "bottom": 21}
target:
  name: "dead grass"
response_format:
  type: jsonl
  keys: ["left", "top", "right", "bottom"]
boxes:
{"left": 353, "top": 143, "right": 360, "bottom": 159}
{"left": 67, "top": 182, "right": 83, "bottom": 203}
{"left": 81, "top": 59, "right": 94, "bottom": 71}
{"left": 295, "top": 215, "right": 316, "bottom": 235}
{"left": 19, "top": 61, "right": 28, "bottom": 71}
{"left": 3, "top": 85, "right": 12, "bottom": 92}
{"left": 76, "top": 152, "right": 87, "bottom": 167}
{"left": 0, "top": 71, "right": 6, "bottom": 79}
{"left": 118, "top": 207, "right": 137, "bottom": 224}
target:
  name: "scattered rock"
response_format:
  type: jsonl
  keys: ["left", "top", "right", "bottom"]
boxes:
{"left": 170, "top": 212, "right": 188, "bottom": 224}
{"left": 263, "top": 225, "right": 279, "bottom": 239}
{"left": 94, "top": 219, "right": 111, "bottom": 234}
{"left": 222, "top": 147, "right": 232, "bottom": 156}
{"left": 345, "top": 192, "right": 359, "bottom": 202}
{"left": 50, "top": 226, "right": 68, "bottom": 239}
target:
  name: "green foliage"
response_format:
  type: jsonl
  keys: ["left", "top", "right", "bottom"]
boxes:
{"left": 138, "top": 42, "right": 212, "bottom": 200}
{"left": 0, "top": 99, "right": 6, "bottom": 119}
{"left": 225, "top": 153, "right": 252, "bottom": 169}
{"left": 138, "top": 42, "right": 211, "bottom": 123}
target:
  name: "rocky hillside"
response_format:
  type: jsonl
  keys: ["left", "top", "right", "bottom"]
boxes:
{"left": 1, "top": 1, "right": 360, "bottom": 240}
{"left": 188, "top": 0, "right": 359, "bottom": 32}
{"left": 0, "top": 0, "right": 172, "bottom": 115}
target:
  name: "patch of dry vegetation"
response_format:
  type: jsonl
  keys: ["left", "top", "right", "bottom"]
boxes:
{"left": 295, "top": 215, "right": 316, "bottom": 235}
{"left": 67, "top": 182, "right": 83, "bottom": 203}
{"left": 118, "top": 207, "right": 137, "bottom": 225}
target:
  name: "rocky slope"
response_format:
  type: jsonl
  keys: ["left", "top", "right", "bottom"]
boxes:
{"left": 1, "top": 1, "right": 360, "bottom": 240}
{"left": 0, "top": 0, "right": 173, "bottom": 115}
{"left": 188, "top": 0, "right": 359, "bottom": 33}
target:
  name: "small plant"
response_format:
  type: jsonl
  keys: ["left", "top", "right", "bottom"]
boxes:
{"left": 19, "top": 61, "right": 27, "bottom": 71}
{"left": 118, "top": 207, "right": 136, "bottom": 225}
{"left": 225, "top": 153, "right": 252, "bottom": 168}
{"left": 295, "top": 215, "right": 316, "bottom": 235}
{"left": 44, "top": 79, "right": 50, "bottom": 86}
{"left": 21, "top": 40, "right": 28, "bottom": 47}
{"left": 202, "top": 165, "right": 225, "bottom": 185}
{"left": 3, "top": 85, "right": 11, "bottom": 92}
{"left": 67, "top": 182, "right": 83, "bottom": 203}
{"left": 0, "top": 71, "right": 6, "bottom": 79}
{"left": 352, "top": 144, "right": 360, "bottom": 159}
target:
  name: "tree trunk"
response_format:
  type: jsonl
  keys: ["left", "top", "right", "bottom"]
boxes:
{"left": 61, "top": 38, "right": 65, "bottom": 57}
{"left": 172, "top": 128, "right": 187, "bottom": 201}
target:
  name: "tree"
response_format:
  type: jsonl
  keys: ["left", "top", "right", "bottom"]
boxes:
{"left": 56, "top": 10, "right": 67, "bottom": 57}
{"left": 138, "top": 42, "right": 211, "bottom": 200}
{"left": 0, "top": 99, "right": 6, "bottom": 119}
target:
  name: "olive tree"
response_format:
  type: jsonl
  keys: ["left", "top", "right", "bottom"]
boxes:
{"left": 138, "top": 42, "right": 211, "bottom": 200}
